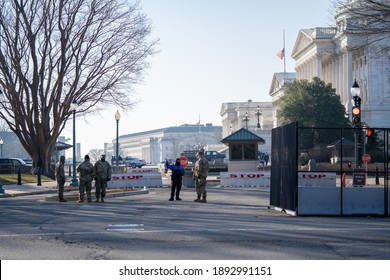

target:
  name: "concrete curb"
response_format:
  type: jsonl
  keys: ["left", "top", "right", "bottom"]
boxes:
{"left": 44, "top": 189, "right": 149, "bottom": 202}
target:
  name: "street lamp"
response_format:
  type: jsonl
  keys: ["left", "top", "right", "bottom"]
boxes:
{"left": 0, "top": 139, "right": 3, "bottom": 157}
{"left": 255, "top": 105, "right": 262, "bottom": 128}
{"left": 71, "top": 99, "right": 78, "bottom": 186}
{"left": 243, "top": 112, "right": 249, "bottom": 129}
{"left": 351, "top": 80, "right": 361, "bottom": 168}
{"left": 115, "top": 110, "right": 121, "bottom": 167}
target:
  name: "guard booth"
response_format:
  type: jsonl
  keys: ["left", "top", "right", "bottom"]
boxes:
{"left": 221, "top": 128, "right": 265, "bottom": 172}
{"left": 220, "top": 128, "right": 268, "bottom": 187}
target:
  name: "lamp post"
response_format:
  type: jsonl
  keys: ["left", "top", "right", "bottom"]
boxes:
{"left": 0, "top": 139, "right": 3, "bottom": 157}
{"left": 255, "top": 105, "right": 262, "bottom": 129}
{"left": 243, "top": 112, "right": 249, "bottom": 129}
{"left": 71, "top": 99, "right": 78, "bottom": 186}
{"left": 115, "top": 110, "right": 121, "bottom": 167}
{"left": 351, "top": 80, "right": 361, "bottom": 167}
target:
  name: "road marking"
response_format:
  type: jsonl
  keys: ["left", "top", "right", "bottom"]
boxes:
{"left": 107, "top": 223, "right": 144, "bottom": 232}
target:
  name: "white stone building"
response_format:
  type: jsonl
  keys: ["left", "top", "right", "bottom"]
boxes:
{"left": 220, "top": 100, "right": 273, "bottom": 156}
{"left": 269, "top": 72, "right": 296, "bottom": 128}
{"left": 290, "top": 1, "right": 390, "bottom": 128}
{"left": 106, "top": 124, "right": 223, "bottom": 164}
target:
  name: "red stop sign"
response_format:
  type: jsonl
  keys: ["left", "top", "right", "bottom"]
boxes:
{"left": 180, "top": 156, "right": 189, "bottom": 168}
{"left": 362, "top": 154, "right": 371, "bottom": 163}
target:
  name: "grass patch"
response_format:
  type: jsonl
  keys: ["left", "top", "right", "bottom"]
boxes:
{"left": 0, "top": 174, "right": 53, "bottom": 185}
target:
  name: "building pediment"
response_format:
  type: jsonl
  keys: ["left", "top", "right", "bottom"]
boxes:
{"left": 269, "top": 72, "right": 296, "bottom": 96}
{"left": 291, "top": 29, "right": 315, "bottom": 59}
{"left": 292, "top": 28, "right": 337, "bottom": 59}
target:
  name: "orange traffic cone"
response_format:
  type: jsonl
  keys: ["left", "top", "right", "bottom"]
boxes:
{"left": 342, "top": 172, "right": 346, "bottom": 187}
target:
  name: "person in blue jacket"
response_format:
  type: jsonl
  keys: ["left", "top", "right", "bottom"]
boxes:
{"left": 165, "top": 158, "right": 186, "bottom": 201}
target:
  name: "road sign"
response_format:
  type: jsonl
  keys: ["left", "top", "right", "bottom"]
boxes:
{"left": 353, "top": 168, "right": 366, "bottom": 187}
{"left": 180, "top": 156, "right": 189, "bottom": 168}
{"left": 362, "top": 153, "right": 371, "bottom": 163}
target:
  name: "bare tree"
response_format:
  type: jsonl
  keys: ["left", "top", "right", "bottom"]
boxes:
{"left": 332, "top": 0, "right": 390, "bottom": 51}
{"left": 0, "top": 0, "right": 158, "bottom": 176}
{"left": 87, "top": 148, "right": 104, "bottom": 164}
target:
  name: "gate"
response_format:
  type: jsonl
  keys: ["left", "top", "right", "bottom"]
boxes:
{"left": 270, "top": 123, "right": 390, "bottom": 216}
{"left": 270, "top": 122, "right": 297, "bottom": 213}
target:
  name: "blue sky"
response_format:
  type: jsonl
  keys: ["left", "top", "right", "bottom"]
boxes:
{"left": 63, "top": 0, "right": 333, "bottom": 156}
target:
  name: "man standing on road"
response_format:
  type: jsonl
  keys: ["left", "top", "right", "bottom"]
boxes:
{"left": 55, "top": 155, "right": 67, "bottom": 202}
{"left": 77, "top": 155, "right": 95, "bottom": 203}
{"left": 94, "top": 154, "right": 112, "bottom": 203}
{"left": 193, "top": 151, "right": 209, "bottom": 203}
{"left": 165, "top": 158, "right": 186, "bottom": 201}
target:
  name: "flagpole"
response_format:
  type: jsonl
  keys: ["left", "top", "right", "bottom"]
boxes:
{"left": 283, "top": 29, "right": 286, "bottom": 74}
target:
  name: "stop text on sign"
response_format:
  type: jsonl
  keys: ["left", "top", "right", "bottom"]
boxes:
{"left": 229, "top": 174, "right": 265, "bottom": 178}
{"left": 301, "top": 174, "right": 327, "bottom": 179}
{"left": 112, "top": 175, "right": 144, "bottom": 180}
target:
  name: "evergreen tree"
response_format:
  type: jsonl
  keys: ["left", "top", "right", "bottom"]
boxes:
{"left": 277, "top": 77, "right": 351, "bottom": 150}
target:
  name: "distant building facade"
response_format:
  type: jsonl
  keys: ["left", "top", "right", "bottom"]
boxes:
{"left": 268, "top": 72, "right": 296, "bottom": 128}
{"left": 290, "top": 2, "right": 390, "bottom": 128}
{"left": 220, "top": 100, "right": 273, "bottom": 156}
{"left": 106, "top": 124, "right": 223, "bottom": 164}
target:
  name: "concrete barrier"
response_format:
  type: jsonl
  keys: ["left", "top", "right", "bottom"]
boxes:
{"left": 128, "top": 168, "right": 160, "bottom": 173}
{"left": 220, "top": 172, "right": 270, "bottom": 187}
{"left": 298, "top": 172, "right": 336, "bottom": 187}
{"left": 298, "top": 186, "right": 385, "bottom": 215}
{"left": 108, "top": 172, "right": 163, "bottom": 188}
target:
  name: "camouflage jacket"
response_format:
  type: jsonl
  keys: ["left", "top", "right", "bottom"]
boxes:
{"left": 55, "top": 161, "right": 65, "bottom": 181}
{"left": 94, "top": 160, "right": 112, "bottom": 179}
{"left": 77, "top": 160, "right": 95, "bottom": 180}
{"left": 194, "top": 157, "right": 209, "bottom": 178}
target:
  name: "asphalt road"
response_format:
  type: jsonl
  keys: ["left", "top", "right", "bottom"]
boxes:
{"left": 1, "top": 186, "right": 390, "bottom": 260}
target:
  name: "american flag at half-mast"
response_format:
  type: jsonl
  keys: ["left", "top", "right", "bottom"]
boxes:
{"left": 277, "top": 48, "right": 285, "bottom": 60}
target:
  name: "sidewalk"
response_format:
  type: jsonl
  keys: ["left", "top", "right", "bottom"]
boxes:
{"left": 0, "top": 175, "right": 220, "bottom": 199}
{"left": 0, "top": 180, "right": 74, "bottom": 198}
{"left": 0, "top": 179, "right": 151, "bottom": 200}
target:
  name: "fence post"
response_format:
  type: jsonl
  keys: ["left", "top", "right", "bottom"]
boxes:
{"left": 17, "top": 167, "right": 22, "bottom": 185}
{"left": 37, "top": 167, "right": 42, "bottom": 186}
{"left": 375, "top": 167, "right": 380, "bottom": 185}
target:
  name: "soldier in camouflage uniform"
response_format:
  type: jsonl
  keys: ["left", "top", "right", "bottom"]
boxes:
{"left": 55, "top": 155, "right": 67, "bottom": 202}
{"left": 193, "top": 151, "right": 209, "bottom": 203}
{"left": 94, "top": 154, "right": 112, "bottom": 203}
{"left": 76, "top": 155, "right": 95, "bottom": 203}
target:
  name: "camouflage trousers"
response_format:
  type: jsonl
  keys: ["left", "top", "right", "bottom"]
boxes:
{"left": 79, "top": 178, "right": 92, "bottom": 201}
{"left": 95, "top": 177, "right": 108, "bottom": 199}
{"left": 57, "top": 179, "right": 65, "bottom": 200}
{"left": 195, "top": 176, "right": 207, "bottom": 198}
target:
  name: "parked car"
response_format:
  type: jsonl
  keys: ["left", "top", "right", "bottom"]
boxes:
{"left": 124, "top": 157, "right": 146, "bottom": 168}
{"left": 0, "top": 158, "right": 32, "bottom": 174}
{"left": 22, "top": 158, "right": 33, "bottom": 165}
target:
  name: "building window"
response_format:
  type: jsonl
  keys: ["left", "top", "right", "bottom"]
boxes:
{"left": 231, "top": 143, "right": 256, "bottom": 160}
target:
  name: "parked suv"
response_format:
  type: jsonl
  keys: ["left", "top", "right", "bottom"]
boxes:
{"left": 124, "top": 157, "right": 146, "bottom": 168}
{"left": 0, "top": 158, "right": 32, "bottom": 174}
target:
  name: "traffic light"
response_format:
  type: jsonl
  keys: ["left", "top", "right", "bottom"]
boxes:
{"left": 366, "top": 128, "right": 375, "bottom": 144}
{"left": 352, "top": 106, "right": 361, "bottom": 127}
